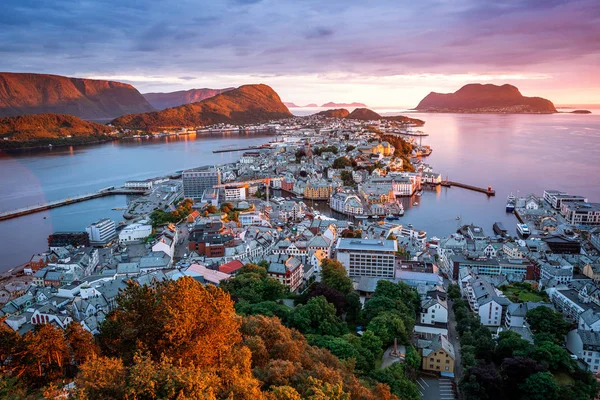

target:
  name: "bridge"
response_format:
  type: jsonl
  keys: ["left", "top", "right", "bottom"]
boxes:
{"left": 441, "top": 181, "right": 495, "bottom": 196}
{"left": 0, "top": 188, "right": 148, "bottom": 221}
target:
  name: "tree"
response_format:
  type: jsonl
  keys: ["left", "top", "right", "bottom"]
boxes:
{"left": 340, "top": 170, "right": 355, "bottom": 186}
{"left": 23, "top": 324, "right": 70, "bottom": 384}
{"left": 320, "top": 259, "right": 353, "bottom": 294}
{"left": 367, "top": 312, "right": 409, "bottom": 346}
{"left": 221, "top": 264, "right": 287, "bottom": 304}
{"left": 66, "top": 322, "right": 100, "bottom": 366}
{"left": 288, "top": 296, "right": 347, "bottom": 336}
{"left": 460, "top": 363, "right": 505, "bottom": 400}
{"left": 448, "top": 284, "right": 461, "bottom": 300}
{"left": 519, "top": 372, "right": 559, "bottom": 400}
{"left": 236, "top": 300, "right": 291, "bottom": 320}
{"left": 526, "top": 307, "right": 571, "bottom": 343}
{"left": 500, "top": 357, "right": 547, "bottom": 398}
{"left": 370, "top": 363, "right": 420, "bottom": 400}
{"left": 75, "top": 356, "right": 127, "bottom": 399}
{"left": 332, "top": 156, "right": 351, "bottom": 169}
{"left": 495, "top": 331, "right": 530, "bottom": 361}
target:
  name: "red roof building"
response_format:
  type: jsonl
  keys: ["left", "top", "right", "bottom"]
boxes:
{"left": 219, "top": 260, "right": 244, "bottom": 275}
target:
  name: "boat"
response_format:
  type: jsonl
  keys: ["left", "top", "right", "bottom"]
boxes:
{"left": 456, "top": 216, "right": 461, "bottom": 220}
{"left": 398, "top": 208, "right": 405, "bottom": 216}
{"left": 506, "top": 193, "right": 516, "bottom": 212}
{"left": 516, "top": 223, "right": 531, "bottom": 238}
{"left": 416, "top": 190, "right": 423, "bottom": 197}
{"left": 493, "top": 222, "right": 508, "bottom": 236}
{"left": 413, "top": 202, "right": 419, "bottom": 206}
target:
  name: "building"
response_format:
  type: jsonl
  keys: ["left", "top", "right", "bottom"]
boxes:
{"left": 304, "top": 181, "right": 335, "bottom": 200}
{"left": 48, "top": 232, "right": 90, "bottom": 249}
{"left": 124, "top": 179, "right": 153, "bottom": 190}
{"left": 86, "top": 219, "right": 117, "bottom": 246}
{"left": 118, "top": 223, "right": 152, "bottom": 244}
{"left": 224, "top": 187, "right": 247, "bottom": 201}
{"left": 566, "top": 329, "right": 600, "bottom": 373}
{"left": 450, "top": 254, "right": 534, "bottom": 281}
{"left": 336, "top": 238, "right": 397, "bottom": 278}
{"left": 182, "top": 167, "right": 221, "bottom": 200}
{"left": 419, "top": 334, "right": 455, "bottom": 375}
{"left": 420, "top": 295, "right": 448, "bottom": 325}
{"left": 329, "top": 191, "right": 365, "bottom": 216}
{"left": 266, "top": 255, "right": 304, "bottom": 292}
{"left": 543, "top": 190, "right": 587, "bottom": 209}
{"left": 542, "top": 235, "right": 582, "bottom": 254}
{"left": 561, "top": 202, "right": 600, "bottom": 226}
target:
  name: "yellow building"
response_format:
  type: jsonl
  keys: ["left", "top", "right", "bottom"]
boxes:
{"left": 304, "top": 182, "right": 335, "bottom": 200}
{"left": 583, "top": 263, "right": 600, "bottom": 283}
{"left": 358, "top": 142, "right": 395, "bottom": 157}
{"left": 420, "top": 335, "right": 455, "bottom": 374}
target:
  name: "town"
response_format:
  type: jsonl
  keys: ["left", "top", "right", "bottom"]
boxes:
{"left": 2, "top": 114, "right": 600, "bottom": 399}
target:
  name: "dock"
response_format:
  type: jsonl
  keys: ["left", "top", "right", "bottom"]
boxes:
{"left": 212, "top": 146, "right": 261, "bottom": 153}
{"left": 0, "top": 188, "right": 147, "bottom": 221}
{"left": 441, "top": 181, "right": 495, "bottom": 196}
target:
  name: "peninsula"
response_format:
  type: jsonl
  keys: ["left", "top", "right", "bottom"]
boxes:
{"left": 415, "top": 83, "right": 557, "bottom": 113}
{"left": 143, "top": 88, "right": 234, "bottom": 110}
{"left": 0, "top": 72, "right": 154, "bottom": 119}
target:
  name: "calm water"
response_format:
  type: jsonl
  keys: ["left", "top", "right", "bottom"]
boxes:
{"left": 1, "top": 111, "right": 599, "bottom": 270}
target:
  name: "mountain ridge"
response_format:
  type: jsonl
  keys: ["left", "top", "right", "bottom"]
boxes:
{"left": 144, "top": 88, "right": 235, "bottom": 110}
{"left": 0, "top": 72, "right": 154, "bottom": 119}
{"left": 112, "top": 84, "right": 292, "bottom": 130}
{"left": 415, "top": 83, "right": 557, "bottom": 113}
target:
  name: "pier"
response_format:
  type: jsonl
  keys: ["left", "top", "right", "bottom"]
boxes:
{"left": 441, "top": 181, "right": 496, "bottom": 196}
{"left": 213, "top": 146, "right": 261, "bottom": 153}
{"left": 0, "top": 188, "right": 147, "bottom": 221}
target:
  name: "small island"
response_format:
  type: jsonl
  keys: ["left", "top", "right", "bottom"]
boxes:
{"left": 570, "top": 109, "right": 592, "bottom": 114}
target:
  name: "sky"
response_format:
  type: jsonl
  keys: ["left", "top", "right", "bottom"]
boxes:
{"left": 1, "top": 0, "right": 599, "bottom": 107}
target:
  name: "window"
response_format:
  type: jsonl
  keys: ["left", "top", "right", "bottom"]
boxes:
{"left": 445, "top": 367, "right": 449, "bottom": 371}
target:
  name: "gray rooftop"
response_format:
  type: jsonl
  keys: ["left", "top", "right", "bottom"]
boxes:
{"left": 337, "top": 238, "right": 397, "bottom": 252}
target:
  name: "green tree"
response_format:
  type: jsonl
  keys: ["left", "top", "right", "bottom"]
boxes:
{"left": 519, "top": 372, "right": 559, "bottom": 400}
{"left": 370, "top": 363, "right": 420, "bottom": 400}
{"left": 447, "top": 284, "right": 461, "bottom": 300}
{"left": 340, "top": 170, "right": 355, "bottom": 186}
{"left": 366, "top": 312, "right": 409, "bottom": 346}
{"left": 526, "top": 307, "right": 571, "bottom": 343}
{"left": 320, "top": 259, "right": 353, "bottom": 294}
{"left": 288, "top": 296, "right": 347, "bottom": 336}
{"left": 332, "top": 156, "right": 352, "bottom": 169}
{"left": 220, "top": 264, "right": 287, "bottom": 304}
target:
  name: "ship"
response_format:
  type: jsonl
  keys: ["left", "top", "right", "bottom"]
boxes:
{"left": 493, "top": 222, "right": 508, "bottom": 237}
{"left": 516, "top": 223, "right": 531, "bottom": 238}
{"left": 506, "top": 193, "right": 516, "bottom": 212}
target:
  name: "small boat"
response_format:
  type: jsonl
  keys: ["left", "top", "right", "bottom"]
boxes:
{"left": 517, "top": 223, "right": 531, "bottom": 238}
{"left": 398, "top": 208, "right": 405, "bottom": 216}
{"left": 413, "top": 202, "right": 419, "bottom": 206}
{"left": 456, "top": 216, "right": 461, "bottom": 220}
{"left": 506, "top": 193, "right": 516, "bottom": 212}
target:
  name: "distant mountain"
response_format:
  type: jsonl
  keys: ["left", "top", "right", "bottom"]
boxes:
{"left": 284, "top": 102, "right": 299, "bottom": 108}
{"left": 0, "top": 72, "right": 154, "bottom": 119}
{"left": 321, "top": 102, "right": 367, "bottom": 108}
{"left": 0, "top": 113, "right": 112, "bottom": 148}
{"left": 112, "top": 84, "right": 292, "bottom": 130}
{"left": 314, "top": 108, "right": 350, "bottom": 118}
{"left": 345, "top": 108, "right": 381, "bottom": 120}
{"left": 305, "top": 103, "right": 318, "bottom": 107}
{"left": 144, "top": 88, "right": 234, "bottom": 110}
{"left": 415, "top": 84, "right": 557, "bottom": 113}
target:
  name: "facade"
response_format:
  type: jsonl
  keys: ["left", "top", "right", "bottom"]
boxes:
{"left": 118, "top": 223, "right": 152, "bottom": 244}
{"left": 124, "top": 180, "right": 153, "bottom": 190}
{"left": 561, "top": 202, "right": 600, "bottom": 226}
{"left": 267, "top": 256, "right": 304, "bottom": 292}
{"left": 329, "top": 191, "right": 365, "bottom": 215}
{"left": 304, "top": 181, "right": 335, "bottom": 200}
{"left": 420, "top": 334, "right": 455, "bottom": 375}
{"left": 543, "top": 190, "right": 587, "bottom": 209}
{"left": 336, "top": 238, "right": 397, "bottom": 278}
{"left": 48, "top": 232, "right": 90, "bottom": 249}
{"left": 86, "top": 219, "right": 117, "bottom": 245}
{"left": 420, "top": 296, "right": 448, "bottom": 325}
{"left": 566, "top": 330, "right": 600, "bottom": 373}
{"left": 182, "top": 167, "right": 221, "bottom": 200}
{"left": 224, "top": 187, "right": 247, "bottom": 201}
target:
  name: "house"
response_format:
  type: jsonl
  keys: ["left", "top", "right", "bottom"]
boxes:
{"left": 265, "top": 255, "right": 304, "bottom": 292}
{"left": 139, "top": 251, "right": 172, "bottom": 272}
{"left": 566, "top": 329, "right": 600, "bottom": 373}
{"left": 218, "top": 260, "right": 244, "bottom": 275}
{"left": 185, "top": 264, "right": 231, "bottom": 286}
{"left": 579, "top": 308, "right": 600, "bottom": 331}
{"left": 420, "top": 295, "right": 448, "bottom": 325}
{"left": 419, "top": 334, "right": 455, "bottom": 375}
{"left": 583, "top": 264, "right": 600, "bottom": 283}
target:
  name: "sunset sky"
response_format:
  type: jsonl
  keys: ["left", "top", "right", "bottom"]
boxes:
{"left": 1, "top": 0, "right": 599, "bottom": 107}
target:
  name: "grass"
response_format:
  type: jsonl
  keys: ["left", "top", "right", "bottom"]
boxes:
{"left": 500, "top": 283, "right": 549, "bottom": 303}
{"left": 553, "top": 371, "right": 575, "bottom": 385}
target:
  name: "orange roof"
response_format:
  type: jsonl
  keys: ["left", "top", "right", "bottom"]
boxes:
{"left": 219, "top": 260, "right": 244, "bottom": 274}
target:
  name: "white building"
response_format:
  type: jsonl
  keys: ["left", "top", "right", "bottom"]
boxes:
{"left": 336, "top": 238, "right": 397, "bottom": 278}
{"left": 224, "top": 187, "right": 247, "bottom": 201}
{"left": 329, "top": 191, "right": 365, "bottom": 216}
{"left": 566, "top": 330, "right": 600, "bottom": 373}
{"left": 119, "top": 223, "right": 152, "bottom": 244}
{"left": 86, "top": 219, "right": 117, "bottom": 245}
{"left": 124, "top": 180, "right": 153, "bottom": 190}
{"left": 420, "top": 296, "right": 448, "bottom": 325}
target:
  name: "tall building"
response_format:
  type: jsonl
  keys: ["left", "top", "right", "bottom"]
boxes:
{"left": 336, "top": 238, "right": 397, "bottom": 278}
{"left": 182, "top": 167, "right": 221, "bottom": 200}
{"left": 86, "top": 218, "right": 117, "bottom": 245}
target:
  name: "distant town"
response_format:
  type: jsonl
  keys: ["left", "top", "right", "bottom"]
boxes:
{"left": 2, "top": 113, "right": 600, "bottom": 398}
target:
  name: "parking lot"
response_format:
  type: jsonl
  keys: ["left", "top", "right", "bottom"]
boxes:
{"left": 417, "top": 376, "right": 456, "bottom": 400}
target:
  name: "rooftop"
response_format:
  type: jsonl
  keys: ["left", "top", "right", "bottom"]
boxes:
{"left": 337, "top": 238, "right": 397, "bottom": 252}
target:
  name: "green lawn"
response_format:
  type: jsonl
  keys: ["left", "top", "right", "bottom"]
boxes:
{"left": 500, "top": 284, "right": 549, "bottom": 303}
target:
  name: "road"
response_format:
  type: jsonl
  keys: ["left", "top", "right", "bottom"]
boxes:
{"left": 446, "top": 298, "right": 463, "bottom": 383}
{"left": 418, "top": 376, "right": 456, "bottom": 400}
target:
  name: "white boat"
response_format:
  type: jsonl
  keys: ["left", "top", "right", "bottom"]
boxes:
{"left": 413, "top": 202, "right": 419, "bottom": 206}
{"left": 516, "top": 223, "right": 531, "bottom": 238}
{"left": 506, "top": 193, "right": 516, "bottom": 212}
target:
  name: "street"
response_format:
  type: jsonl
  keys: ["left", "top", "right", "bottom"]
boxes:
{"left": 446, "top": 298, "right": 463, "bottom": 384}
{"left": 418, "top": 376, "right": 456, "bottom": 400}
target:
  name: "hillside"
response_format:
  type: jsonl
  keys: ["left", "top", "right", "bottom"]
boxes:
{"left": 345, "top": 108, "right": 382, "bottom": 120}
{"left": 0, "top": 113, "right": 112, "bottom": 148}
{"left": 314, "top": 108, "right": 350, "bottom": 118}
{"left": 284, "top": 102, "right": 299, "bottom": 108}
{"left": 0, "top": 72, "right": 154, "bottom": 119}
{"left": 144, "top": 88, "right": 234, "bottom": 110}
{"left": 415, "top": 83, "right": 557, "bottom": 113}
{"left": 322, "top": 101, "right": 367, "bottom": 108}
{"left": 112, "top": 84, "right": 292, "bottom": 130}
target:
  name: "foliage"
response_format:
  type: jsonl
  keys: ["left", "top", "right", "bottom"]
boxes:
{"left": 313, "top": 145, "right": 339, "bottom": 156}
{"left": 288, "top": 296, "right": 348, "bottom": 336}
{"left": 526, "top": 306, "right": 571, "bottom": 343}
{"left": 332, "top": 156, "right": 352, "bottom": 169}
{"left": 519, "top": 372, "right": 560, "bottom": 400}
{"left": 369, "top": 362, "right": 420, "bottom": 400}
{"left": 220, "top": 263, "right": 287, "bottom": 304}
{"left": 150, "top": 198, "right": 194, "bottom": 226}
{"left": 236, "top": 300, "right": 291, "bottom": 320}
{"left": 320, "top": 259, "right": 354, "bottom": 295}
{"left": 340, "top": 170, "right": 355, "bottom": 186}
{"left": 447, "top": 284, "right": 461, "bottom": 300}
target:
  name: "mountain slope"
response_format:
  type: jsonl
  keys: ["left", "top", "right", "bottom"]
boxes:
{"left": 143, "top": 88, "right": 235, "bottom": 110}
{"left": 0, "top": 72, "right": 154, "bottom": 119}
{"left": 0, "top": 113, "right": 112, "bottom": 148}
{"left": 112, "top": 84, "right": 292, "bottom": 130}
{"left": 314, "top": 108, "right": 350, "bottom": 118}
{"left": 345, "top": 108, "right": 382, "bottom": 120}
{"left": 415, "top": 83, "right": 556, "bottom": 113}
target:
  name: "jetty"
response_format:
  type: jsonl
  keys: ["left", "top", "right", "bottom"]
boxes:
{"left": 441, "top": 180, "right": 495, "bottom": 196}
{"left": 0, "top": 187, "right": 147, "bottom": 221}
{"left": 213, "top": 146, "right": 262, "bottom": 153}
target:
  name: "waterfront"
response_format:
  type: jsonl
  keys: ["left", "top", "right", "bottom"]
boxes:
{"left": 1, "top": 110, "right": 599, "bottom": 270}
